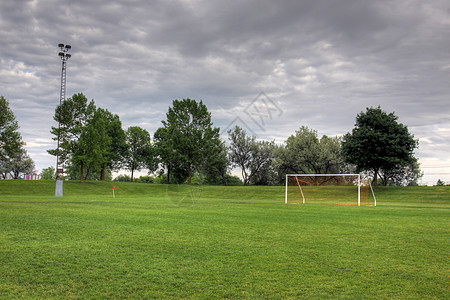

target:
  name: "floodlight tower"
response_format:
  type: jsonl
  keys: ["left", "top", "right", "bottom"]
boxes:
{"left": 55, "top": 43, "right": 71, "bottom": 197}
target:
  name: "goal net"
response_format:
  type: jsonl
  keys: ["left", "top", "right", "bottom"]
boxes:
{"left": 285, "top": 174, "right": 376, "bottom": 206}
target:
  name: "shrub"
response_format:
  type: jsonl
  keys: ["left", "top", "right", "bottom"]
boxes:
{"left": 114, "top": 174, "right": 131, "bottom": 182}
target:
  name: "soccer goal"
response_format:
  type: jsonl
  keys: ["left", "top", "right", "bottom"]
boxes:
{"left": 285, "top": 174, "right": 376, "bottom": 206}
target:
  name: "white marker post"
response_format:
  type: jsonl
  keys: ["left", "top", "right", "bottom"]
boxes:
{"left": 113, "top": 186, "right": 116, "bottom": 198}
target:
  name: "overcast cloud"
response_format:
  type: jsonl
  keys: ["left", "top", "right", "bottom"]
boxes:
{"left": 1, "top": 0, "right": 449, "bottom": 184}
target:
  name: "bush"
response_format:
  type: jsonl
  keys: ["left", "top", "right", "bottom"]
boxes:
{"left": 185, "top": 176, "right": 200, "bottom": 185}
{"left": 154, "top": 174, "right": 167, "bottom": 184}
{"left": 134, "top": 176, "right": 155, "bottom": 183}
{"left": 114, "top": 174, "right": 131, "bottom": 182}
{"left": 224, "top": 175, "right": 243, "bottom": 186}
{"left": 41, "top": 166, "right": 56, "bottom": 180}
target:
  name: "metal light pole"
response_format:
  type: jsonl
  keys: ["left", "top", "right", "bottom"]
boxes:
{"left": 55, "top": 43, "right": 71, "bottom": 197}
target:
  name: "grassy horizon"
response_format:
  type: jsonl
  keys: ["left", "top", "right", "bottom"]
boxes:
{"left": 0, "top": 181, "right": 449, "bottom": 298}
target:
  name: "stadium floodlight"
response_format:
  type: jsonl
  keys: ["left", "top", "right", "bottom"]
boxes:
{"left": 285, "top": 174, "right": 376, "bottom": 206}
{"left": 55, "top": 43, "right": 72, "bottom": 197}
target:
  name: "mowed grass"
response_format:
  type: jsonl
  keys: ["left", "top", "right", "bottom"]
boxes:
{"left": 0, "top": 181, "right": 448, "bottom": 299}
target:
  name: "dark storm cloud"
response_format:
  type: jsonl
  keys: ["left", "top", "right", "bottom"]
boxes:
{"left": 1, "top": 0, "right": 449, "bottom": 184}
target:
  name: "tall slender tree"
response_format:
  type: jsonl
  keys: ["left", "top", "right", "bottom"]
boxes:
{"left": 73, "top": 108, "right": 111, "bottom": 182}
{"left": 96, "top": 108, "right": 127, "bottom": 180}
{"left": 124, "top": 126, "right": 152, "bottom": 181}
{"left": 153, "top": 126, "right": 187, "bottom": 184}
{"left": 228, "top": 126, "right": 275, "bottom": 185}
{"left": 201, "top": 138, "right": 229, "bottom": 185}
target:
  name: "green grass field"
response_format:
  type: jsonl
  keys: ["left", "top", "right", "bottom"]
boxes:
{"left": 0, "top": 181, "right": 448, "bottom": 299}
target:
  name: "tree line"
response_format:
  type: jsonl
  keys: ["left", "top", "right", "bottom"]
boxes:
{"left": 1, "top": 94, "right": 422, "bottom": 186}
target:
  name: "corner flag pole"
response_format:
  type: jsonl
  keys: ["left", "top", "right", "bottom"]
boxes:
{"left": 113, "top": 186, "right": 116, "bottom": 198}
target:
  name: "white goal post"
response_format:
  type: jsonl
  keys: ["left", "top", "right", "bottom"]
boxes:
{"left": 285, "top": 174, "right": 376, "bottom": 206}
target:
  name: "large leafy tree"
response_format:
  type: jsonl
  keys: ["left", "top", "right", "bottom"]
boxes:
{"left": 1, "top": 150, "right": 35, "bottom": 179}
{"left": 153, "top": 127, "right": 187, "bottom": 184}
{"left": 124, "top": 126, "right": 152, "bottom": 181}
{"left": 158, "top": 98, "right": 222, "bottom": 184}
{"left": 49, "top": 93, "right": 127, "bottom": 181}
{"left": 0, "top": 96, "right": 24, "bottom": 165}
{"left": 378, "top": 158, "right": 423, "bottom": 186}
{"left": 73, "top": 107, "right": 111, "bottom": 182}
{"left": 201, "top": 138, "right": 229, "bottom": 185}
{"left": 342, "top": 106, "right": 418, "bottom": 186}
{"left": 274, "top": 126, "right": 345, "bottom": 179}
{"left": 49, "top": 93, "right": 96, "bottom": 177}
{"left": 7, "top": 151, "right": 35, "bottom": 179}
{"left": 0, "top": 96, "right": 34, "bottom": 179}
{"left": 228, "top": 126, "right": 275, "bottom": 185}
{"left": 96, "top": 108, "right": 127, "bottom": 180}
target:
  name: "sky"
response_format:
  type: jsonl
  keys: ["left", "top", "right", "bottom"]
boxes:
{"left": 1, "top": 0, "right": 449, "bottom": 185}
